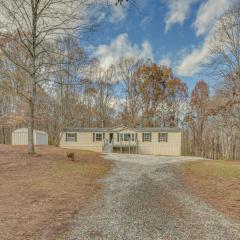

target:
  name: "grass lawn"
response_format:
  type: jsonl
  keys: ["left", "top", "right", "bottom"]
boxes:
{"left": 181, "top": 160, "right": 240, "bottom": 221}
{"left": 0, "top": 145, "right": 111, "bottom": 240}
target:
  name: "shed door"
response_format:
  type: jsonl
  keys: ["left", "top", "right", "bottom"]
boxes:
{"left": 36, "top": 133, "right": 47, "bottom": 145}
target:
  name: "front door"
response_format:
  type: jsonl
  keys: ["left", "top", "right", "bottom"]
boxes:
{"left": 109, "top": 133, "right": 113, "bottom": 143}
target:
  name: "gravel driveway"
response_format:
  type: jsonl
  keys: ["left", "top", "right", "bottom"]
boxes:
{"left": 65, "top": 154, "right": 240, "bottom": 240}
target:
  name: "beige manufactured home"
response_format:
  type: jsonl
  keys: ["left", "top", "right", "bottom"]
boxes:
{"left": 60, "top": 125, "right": 183, "bottom": 156}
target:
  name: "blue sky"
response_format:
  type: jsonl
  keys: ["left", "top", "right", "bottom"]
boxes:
{"left": 84, "top": 0, "right": 232, "bottom": 90}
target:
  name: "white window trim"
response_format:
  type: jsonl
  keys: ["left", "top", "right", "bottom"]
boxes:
{"left": 159, "top": 132, "right": 168, "bottom": 142}
{"left": 95, "top": 133, "right": 103, "bottom": 142}
{"left": 66, "top": 132, "right": 77, "bottom": 142}
{"left": 143, "top": 133, "right": 151, "bottom": 142}
{"left": 124, "top": 133, "right": 131, "bottom": 141}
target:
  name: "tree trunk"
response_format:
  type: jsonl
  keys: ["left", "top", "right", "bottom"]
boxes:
{"left": 28, "top": 82, "right": 36, "bottom": 155}
{"left": 2, "top": 126, "right": 5, "bottom": 144}
{"left": 27, "top": 3, "right": 38, "bottom": 155}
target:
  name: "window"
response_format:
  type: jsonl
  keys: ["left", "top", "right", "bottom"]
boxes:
{"left": 124, "top": 133, "right": 131, "bottom": 141}
{"left": 120, "top": 133, "right": 123, "bottom": 141}
{"left": 159, "top": 133, "right": 168, "bottom": 142}
{"left": 142, "top": 133, "right": 151, "bottom": 142}
{"left": 95, "top": 133, "right": 103, "bottom": 141}
{"left": 131, "top": 133, "right": 135, "bottom": 141}
{"left": 135, "top": 133, "right": 138, "bottom": 141}
{"left": 66, "top": 133, "right": 77, "bottom": 142}
{"left": 117, "top": 133, "right": 119, "bottom": 142}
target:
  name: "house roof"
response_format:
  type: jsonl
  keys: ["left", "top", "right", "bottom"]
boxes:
{"left": 64, "top": 126, "right": 183, "bottom": 133}
{"left": 135, "top": 127, "right": 183, "bottom": 132}
{"left": 64, "top": 128, "right": 110, "bottom": 132}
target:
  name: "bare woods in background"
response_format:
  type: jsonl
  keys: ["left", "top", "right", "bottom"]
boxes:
{"left": 183, "top": 5, "right": 240, "bottom": 160}
{"left": 0, "top": 0, "right": 130, "bottom": 154}
{"left": 0, "top": 2, "right": 239, "bottom": 160}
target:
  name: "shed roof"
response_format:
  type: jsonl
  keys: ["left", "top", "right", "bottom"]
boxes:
{"left": 13, "top": 128, "right": 48, "bottom": 134}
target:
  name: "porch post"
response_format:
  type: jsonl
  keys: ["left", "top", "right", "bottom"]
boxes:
{"left": 129, "top": 139, "right": 130, "bottom": 154}
{"left": 137, "top": 139, "right": 138, "bottom": 154}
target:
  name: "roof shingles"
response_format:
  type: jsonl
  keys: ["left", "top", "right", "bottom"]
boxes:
{"left": 64, "top": 126, "right": 183, "bottom": 132}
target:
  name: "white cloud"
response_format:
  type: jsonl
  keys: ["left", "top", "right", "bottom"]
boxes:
{"left": 109, "top": 5, "right": 126, "bottom": 23}
{"left": 176, "top": 32, "right": 213, "bottom": 76}
{"left": 176, "top": 0, "right": 231, "bottom": 76}
{"left": 193, "top": 0, "right": 230, "bottom": 36}
{"left": 99, "top": 0, "right": 127, "bottom": 23}
{"left": 85, "top": 1, "right": 127, "bottom": 25}
{"left": 159, "top": 57, "right": 172, "bottom": 67}
{"left": 141, "top": 16, "right": 152, "bottom": 28}
{"left": 165, "top": 0, "right": 197, "bottom": 31}
{"left": 92, "top": 33, "right": 153, "bottom": 69}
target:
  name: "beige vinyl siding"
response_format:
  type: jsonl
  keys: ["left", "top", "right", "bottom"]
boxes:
{"left": 138, "top": 132, "right": 181, "bottom": 156}
{"left": 111, "top": 130, "right": 181, "bottom": 156}
{"left": 59, "top": 132, "right": 103, "bottom": 152}
{"left": 59, "top": 127, "right": 182, "bottom": 156}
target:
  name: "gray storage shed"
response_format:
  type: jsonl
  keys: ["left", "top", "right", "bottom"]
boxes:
{"left": 12, "top": 128, "right": 48, "bottom": 145}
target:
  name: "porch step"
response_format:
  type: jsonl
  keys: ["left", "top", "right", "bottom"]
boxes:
{"left": 103, "top": 144, "right": 113, "bottom": 153}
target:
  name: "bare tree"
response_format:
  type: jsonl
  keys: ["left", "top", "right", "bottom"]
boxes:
{"left": 0, "top": 0, "right": 107, "bottom": 154}
{"left": 89, "top": 63, "right": 117, "bottom": 128}
{"left": 118, "top": 58, "right": 143, "bottom": 127}
{"left": 53, "top": 36, "right": 89, "bottom": 143}
{"left": 210, "top": 4, "right": 240, "bottom": 91}
{"left": 185, "top": 80, "right": 209, "bottom": 156}
{"left": 163, "top": 78, "right": 188, "bottom": 127}
{"left": 208, "top": 3, "right": 240, "bottom": 159}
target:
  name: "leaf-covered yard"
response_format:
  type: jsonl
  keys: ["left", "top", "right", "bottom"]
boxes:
{"left": 0, "top": 145, "right": 111, "bottom": 240}
{"left": 181, "top": 160, "right": 240, "bottom": 221}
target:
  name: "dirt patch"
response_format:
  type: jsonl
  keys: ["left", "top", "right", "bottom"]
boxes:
{"left": 0, "top": 145, "right": 111, "bottom": 240}
{"left": 180, "top": 160, "right": 240, "bottom": 221}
